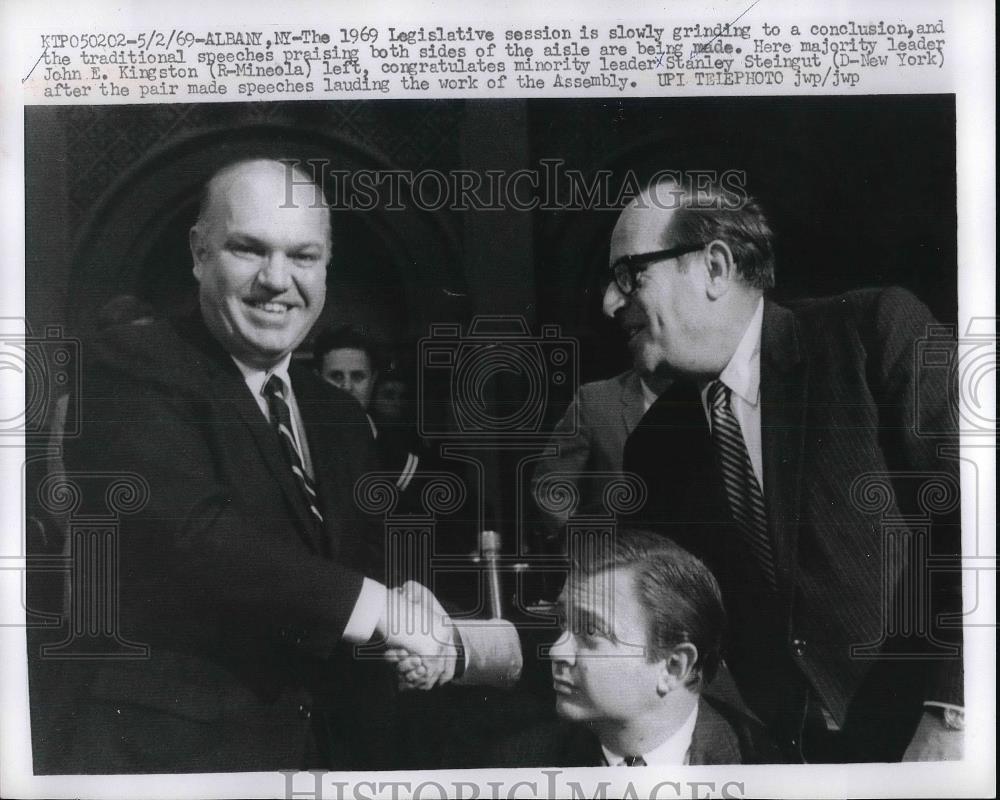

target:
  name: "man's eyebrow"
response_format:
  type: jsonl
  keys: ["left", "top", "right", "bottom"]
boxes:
{"left": 560, "top": 602, "right": 612, "bottom": 636}
{"left": 582, "top": 609, "right": 612, "bottom": 635}
{"left": 225, "top": 232, "right": 264, "bottom": 246}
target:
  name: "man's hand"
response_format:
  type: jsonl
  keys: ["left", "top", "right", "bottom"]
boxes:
{"left": 378, "top": 582, "right": 457, "bottom": 690}
{"left": 386, "top": 649, "right": 436, "bottom": 691}
{"left": 902, "top": 710, "right": 964, "bottom": 761}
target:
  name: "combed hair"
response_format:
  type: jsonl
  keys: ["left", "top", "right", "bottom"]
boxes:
{"left": 312, "top": 325, "right": 380, "bottom": 372}
{"left": 572, "top": 528, "right": 727, "bottom": 686}
{"left": 650, "top": 179, "right": 776, "bottom": 290}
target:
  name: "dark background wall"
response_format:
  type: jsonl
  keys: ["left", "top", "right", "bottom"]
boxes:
{"left": 26, "top": 95, "right": 956, "bottom": 366}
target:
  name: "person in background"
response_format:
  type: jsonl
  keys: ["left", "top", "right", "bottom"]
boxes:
{"left": 314, "top": 326, "right": 422, "bottom": 495}
{"left": 529, "top": 368, "right": 668, "bottom": 546}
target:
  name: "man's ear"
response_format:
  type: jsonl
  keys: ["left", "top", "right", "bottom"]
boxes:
{"left": 703, "top": 239, "right": 736, "bottom": 300}
{"left": 656, "top": 643, "right": 699, "bottom": 695}
{"left": 190, "top": 226, "right": 205, "bottom": 282}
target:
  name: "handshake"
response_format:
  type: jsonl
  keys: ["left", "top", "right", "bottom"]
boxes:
{"left": 376, "top": 581, "right": 460, "bottom": 691}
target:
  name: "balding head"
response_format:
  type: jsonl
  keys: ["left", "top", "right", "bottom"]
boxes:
{"left": 196, "top": 159, "right": 331, "bottom": 250}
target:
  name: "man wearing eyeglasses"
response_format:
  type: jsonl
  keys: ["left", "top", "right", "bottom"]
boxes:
{"left": 608, "top": 178, "right": 963, "bottom": 763}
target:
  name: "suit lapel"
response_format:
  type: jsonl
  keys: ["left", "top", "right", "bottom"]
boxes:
{"left": 760, "top": 300, "right": 808, "bottom": 597}
{"left": 178, "top": 315, "right": 324, "bottom": 553}
{"left": 214, "top": 367, "right": 325, "bottom": 553}
{"left": 573, "top": 727, "right": 608, "bottom": 767}
{"left": 565, "top": 700, "right": 743, "bottom": 766}
{"left": 689, "top": 698, "right": 743, "bottom": 765}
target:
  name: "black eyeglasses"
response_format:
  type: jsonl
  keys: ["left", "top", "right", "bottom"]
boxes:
{"left": 608, "top": 244, "right": 705, "bottom": 296}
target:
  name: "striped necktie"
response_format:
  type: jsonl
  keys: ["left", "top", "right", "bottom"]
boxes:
{"left": 263, "top": 374, "right": 324, "bottom": 525}
{"left": 623, "top": 755, "right": 647, "bottom": 767}
{"left": 707, "top": 380, "right": 776, "bottom": 588}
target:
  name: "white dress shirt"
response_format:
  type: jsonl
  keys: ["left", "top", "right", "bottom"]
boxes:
{"left": 699, "top": 297, "right": 764, "bottom": 488}
{"left": 232, "top": 354, "right": 386, "bottom": 643}
{"left": 601, "top": 701, "right": 700, "bottom": 766}
{"left": 640, "top": 376, "right": 660, "bottom": 414}
{"left": 232, "top": 354, "right": 314, "bottom": 477}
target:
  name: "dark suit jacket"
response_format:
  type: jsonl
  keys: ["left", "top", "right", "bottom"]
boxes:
{"left": 489, "top": 696, "right": 781, "bottom": 767}
{"left": 34, "top": 314, "right": 389, "bottom": 773}
{"left": 623, "top": 288, "right": 962, "bottom": 761}
{"left": 531, "top": 370, "right": 647, "bottom": 534}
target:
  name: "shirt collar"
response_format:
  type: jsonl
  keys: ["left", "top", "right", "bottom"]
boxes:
{"left": 600, "top": 700, "right": 700, "bottom": 766}
{"left": 639, "top": 376, "right": 660, "bottom": 412}
{"left": 231, "top": 352, "right": 294, "bottom": 400}
{"left": 717, "top": 297, "right": 764, "bottom": 407}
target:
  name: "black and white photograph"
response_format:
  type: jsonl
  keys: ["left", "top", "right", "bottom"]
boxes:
{"left": 1, "top": 2, "right": 995, "bottom": 799}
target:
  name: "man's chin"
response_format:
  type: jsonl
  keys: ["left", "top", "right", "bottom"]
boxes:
{"left": 554, "top": 694, "right": 592, "bottom": 721}
{"left": 235, "top": 323, "right": 309, "bottom": 364}
{"left": 627, "top": 339, "right": 657, "bottom": 374}
{"left": 633, "top": 355, "right": 661, "bottom": 378}
{"left": 230, "top": 334, "right": 297, "bottom": 369}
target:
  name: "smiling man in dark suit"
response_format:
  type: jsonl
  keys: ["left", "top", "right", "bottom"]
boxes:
{"left": 43, "top": 159, "right": 454, "bottom": 773}
{"left": 609, "top": 178, "right": 963, "bottom": 762}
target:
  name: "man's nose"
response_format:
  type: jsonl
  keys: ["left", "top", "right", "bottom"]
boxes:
{"left": 258, "top": 253, "right": 291, "bottom": 291}
{"left": 549, "top": 629, "right": 576, "bottom": 666}
{"left": 602, "top": 281, "right": 626, "bottom": 318}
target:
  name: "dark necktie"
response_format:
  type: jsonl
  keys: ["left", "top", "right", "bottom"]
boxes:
{"left": 623, "top": 755, "right": 646, "bottom": 767}
{"left": 707, "top": 380, "right": 776, "bottom": 588}
{"left": 263, "top": 374, "right": 324, "bottom": 525}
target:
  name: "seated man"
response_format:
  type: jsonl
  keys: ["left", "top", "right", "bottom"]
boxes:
{"left": 395, "top": 529, "right": 779, "bottom": 765}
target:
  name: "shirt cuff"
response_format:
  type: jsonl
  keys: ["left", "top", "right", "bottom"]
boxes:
{"left": 342, "top": 578, "right": 387, "bottom": 644}
{"left": 923, "top": 701, "right": 965, "bottom": 714}
{"left": 452, "top": 619, "right": 523, "bottom": 687}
